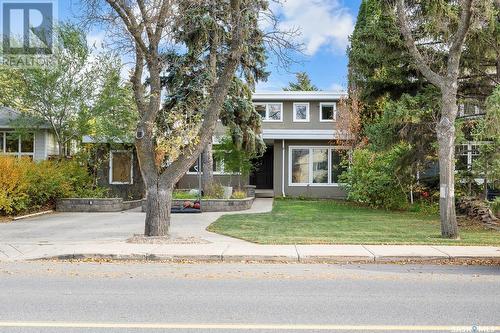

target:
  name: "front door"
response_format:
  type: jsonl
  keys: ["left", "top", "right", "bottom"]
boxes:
{"left": 250, "top": 146, "right": 274, "bottom": 189}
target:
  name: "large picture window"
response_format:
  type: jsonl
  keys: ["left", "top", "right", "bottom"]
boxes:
{"left": 290, "top": 146, "right": 349, "bottom": 186}
{"left": 254, "top": 103, "right": 283, "bottom": 122}
{"left": 0, "top": 131, "right": 35, "bottom": 158}
{"left": 109, "top": 151, "right": 133, "bottom": 184}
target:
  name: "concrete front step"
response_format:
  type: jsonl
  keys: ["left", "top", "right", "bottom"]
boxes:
{"left": 255, "top": 190, "right": 275, "bottom": 198}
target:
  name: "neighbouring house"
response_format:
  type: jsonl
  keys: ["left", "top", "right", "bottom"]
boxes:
{"left": 0, "top": 107, "right": 60, "bottom": 161}
{"left": 81, "top": 138, "right": 145, "bottom": 200}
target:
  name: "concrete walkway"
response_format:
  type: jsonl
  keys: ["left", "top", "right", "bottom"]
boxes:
{"left": 0, "top": 198, "right": 499, "bottom": 263}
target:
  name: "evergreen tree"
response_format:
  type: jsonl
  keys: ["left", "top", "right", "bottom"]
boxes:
{"left": 284, "top": 72, "right": 318, "bottom": 91}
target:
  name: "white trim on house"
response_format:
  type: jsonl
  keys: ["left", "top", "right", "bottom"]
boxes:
{"left": 262, "top": 129, "right": 345, "bottom": 140}
{"left": 319, "top": 102, "right": 337, "bottom": 122}
{"left": 288, "top": 145, "right": 349, "bottom": 187}
{"left": 292, "top": 102, "right": 310, "bottom": 122}
{"left": 109, "top": 150, "right": 134, "bottom": 185}
{"left": 253, "top": 91, "right": 347, "bottom": 101}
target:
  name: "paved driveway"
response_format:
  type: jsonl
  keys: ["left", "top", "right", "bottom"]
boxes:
{"left": 0, "top": 199, "right": 273, "bottom": 246}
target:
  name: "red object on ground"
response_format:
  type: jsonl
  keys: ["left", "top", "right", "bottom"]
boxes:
{"left": 194, "top": 203, "right": 201, "bottom": 210}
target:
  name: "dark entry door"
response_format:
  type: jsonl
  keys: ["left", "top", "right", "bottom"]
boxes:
{"left": 250, "top": 146, "right": 274, "bottom": 189}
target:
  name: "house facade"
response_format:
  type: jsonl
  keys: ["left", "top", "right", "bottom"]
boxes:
{"left": 246, "top": 91, "right": 349, "bottom": 198}
{"left": 0, "top": 107, "right": 60, "bottom": 161}
{"left": 179, "top": 91, "right": 350, "bottom": 198}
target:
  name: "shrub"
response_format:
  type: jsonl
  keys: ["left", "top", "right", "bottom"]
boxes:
{"left": 0, "top": 157, "right": 108, "bottom": 215}
{"left": 173, "top": 191, "right": 197, "bottom": 200}
{"left": 339, "top": 143, "right": 413, "bottom": 210}
{"left": 231, "top": 190, "right": 247, "bottom": 199}
{"left": 205, "top": 183, "right": 225, "bottom": 199}
{"left": 490, "top": 197, "right": 500, "bottom": 218}
{"left": 0, "top": 157, "right": 30, "bottom": 213}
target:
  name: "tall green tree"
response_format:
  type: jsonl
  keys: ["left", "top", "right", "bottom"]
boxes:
{"left": 18, "top": 25, "right": 128, "bottom": 157}
{"left": 0, "top": 67, "right": 27, "bottom": 110}
{"left": 284, "top": 72, "right": 318, "bottom": 91}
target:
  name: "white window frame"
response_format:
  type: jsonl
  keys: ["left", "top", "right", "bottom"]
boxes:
{"left": 109, "top": 150, "right": 134, "bottom": 185}
{"left": 288, "top": 146, "right": 350, "bottom": 187}
{"left": 456, "top": 141, "right": 483, "bottom": 170}
{"left": 319, "top": 102, "right": 337, "bottom": 122}
{"left": 254, "top": 102, "right": 283, "bottom": 122}
{"left": 293, "top": 102, "right": 310, "bottom": 122}
{"left": 0, "top": 130, "right": 35, "bottom": 158}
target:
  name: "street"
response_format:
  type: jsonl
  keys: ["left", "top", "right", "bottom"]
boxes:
{"left": 0, "top": 262, "right": 498, "bottom": 332}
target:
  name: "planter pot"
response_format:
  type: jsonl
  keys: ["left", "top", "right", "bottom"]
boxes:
{"left": 223, "top": 186, "right": 233, "bottom": 199}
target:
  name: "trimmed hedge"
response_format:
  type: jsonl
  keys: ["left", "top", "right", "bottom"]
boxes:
{"left": 0, "top": 157, "right": 107, "bottom": 215}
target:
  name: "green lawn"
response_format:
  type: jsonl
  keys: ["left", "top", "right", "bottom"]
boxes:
{"left": 207, "top": 199, "right": 500, "bottom": 245}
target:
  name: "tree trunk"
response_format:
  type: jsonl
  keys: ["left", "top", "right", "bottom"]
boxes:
{"left": 202, "top": 140, "right": 214, "bottom": 193}
{"left": 144, "top": 180, "right": 172, "bottom": 237}
{"left": 58, "top": 140, "right": 65, "bottom": 158}
{"left": 436, "top": 89, "right": 459, "bottom": 239}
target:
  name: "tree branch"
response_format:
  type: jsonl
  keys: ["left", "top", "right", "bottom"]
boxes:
{"left": 448, "top": 0, "right": 474, "bottom": 78}
{"left": 396, "top": 0, "right": 444, "bottom": 88}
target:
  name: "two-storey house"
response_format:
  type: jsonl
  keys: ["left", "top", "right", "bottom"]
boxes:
{"left": 178, "top": 90, "right": 349, "bottom": 199}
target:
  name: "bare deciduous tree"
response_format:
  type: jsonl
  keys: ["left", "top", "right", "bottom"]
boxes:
{"left": 82, "top": 0, "right": 260, "bottom": 236}
{"left": 396, "top": 0, "right": 476, "bottom": 239}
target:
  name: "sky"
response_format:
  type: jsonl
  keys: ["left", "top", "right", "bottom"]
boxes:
{"left": 57, "top": 0, "right": 362, "bottom": 92}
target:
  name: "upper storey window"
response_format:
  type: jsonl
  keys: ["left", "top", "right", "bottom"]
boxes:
{"left": 293, "top": 103, "right": 310, "bottom": 122}
{"left": 320, "top": 103, "right": 336, "bottom": 122}
{"left": 254, "top": 103, "right": 283, "bottom": 122}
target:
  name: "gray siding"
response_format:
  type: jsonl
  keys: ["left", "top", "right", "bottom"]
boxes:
{"left": 46, "top": 132, "right": 59, "bottom": 156}
{"left": 33, "top": 130, "right": 47, "bottom": 161}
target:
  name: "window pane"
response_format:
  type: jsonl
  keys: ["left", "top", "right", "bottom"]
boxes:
{"left": 255, "top": 104, "right": 266, "bottom": 119}
{"left": 268, "top": 104, "right": 282, "bottom": 120}
{"left": 313, "top": 149, "right": 328, "bottom": 183}
{"left": 457, "top": 155, "right": 468, "bottom": 170}
{"left": 295, "top": 104, "right": 308, "bottom": 120}
{"left": 213, "top": 155, "right": 224, "bottom": 173}
{"left": 21, "top": 133, "right": 34, "bottom": 153}
{"left": 291, "top": 149, "right": 309, "bottom": 183}
{"left": 112, "top": 152, "right": 132, "bottom": 183}
{"left": 5, "top": 132, "right": 19, "bottom": 153}
{"left": 331, "top": 149, "right": 348, "bottom": 183}
{"left": 189, "top": 161, "right": 199, "bottom": 173}
{"left": 321, "top": 104, "right": 335, "bottom": 120}
{"left": 0, "top": 133, "right": 3, "bottom": 153}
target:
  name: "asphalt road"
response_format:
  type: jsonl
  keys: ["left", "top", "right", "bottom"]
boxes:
{"left": 0, "top": 262, "right": 498, "bottom": 333}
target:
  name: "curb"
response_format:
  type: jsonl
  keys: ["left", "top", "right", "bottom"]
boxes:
{"left": 36, "top": 253, "right": 500, "bottom": 265}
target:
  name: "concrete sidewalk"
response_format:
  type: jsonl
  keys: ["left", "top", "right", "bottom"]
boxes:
{"left": 0, "top": 197, "right": 499, "bottom": 263}
{"left": 1, "top": 241, "right": 499, "bottom": 263}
